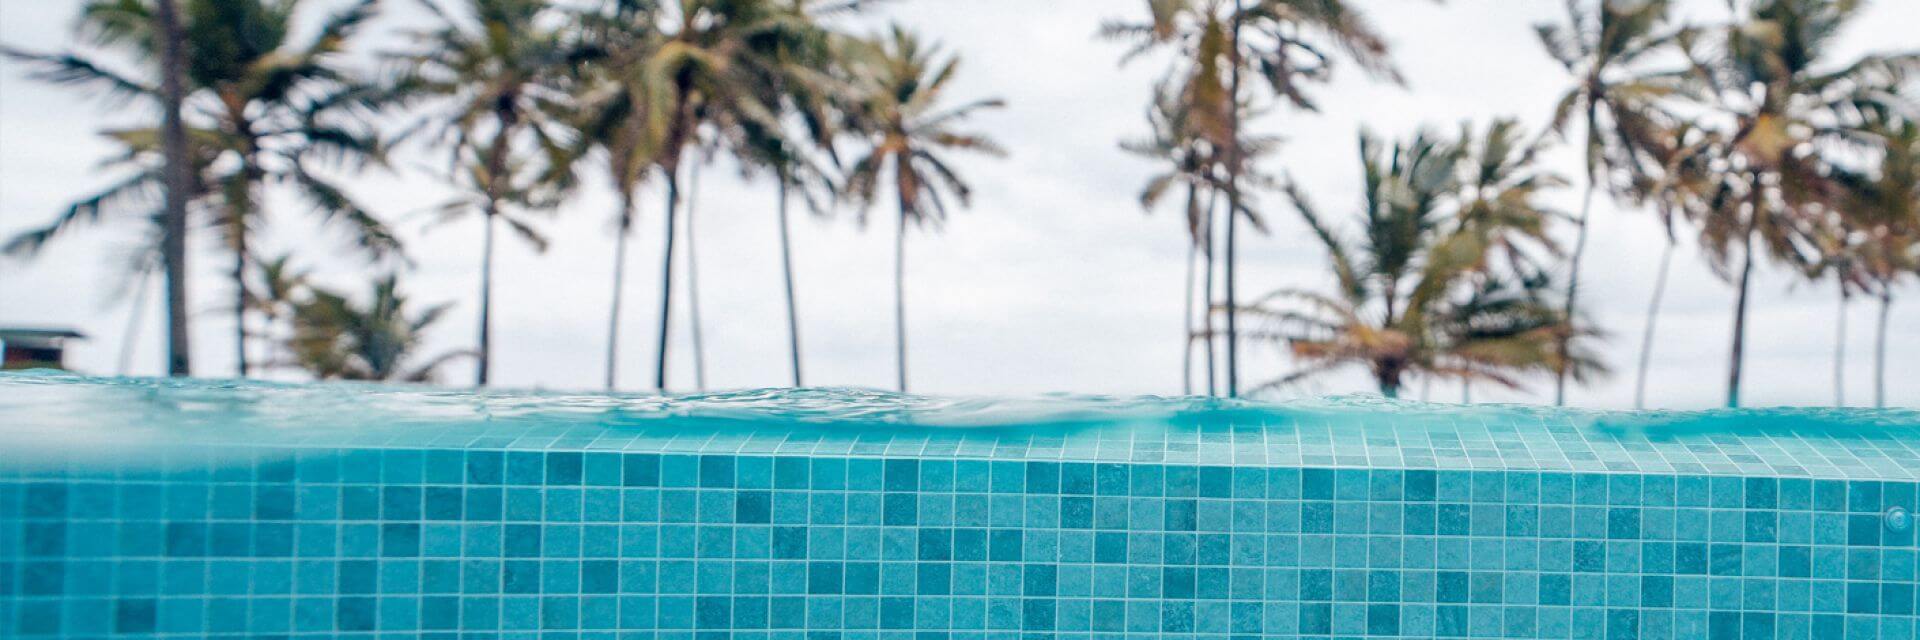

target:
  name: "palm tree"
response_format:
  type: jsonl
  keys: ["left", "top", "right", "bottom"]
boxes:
{"left": 286, "top": 275, "right": 469, "bottom": 382}
{"left": 683, "top": 149, "right": 712, "bottom": 390}
{"left": 1105, "top": 0, "right": 1403, "bottom": 397}
{"left": 169, "top": 0, "right": 397, "bottom": 378}
{"left": 1452, "top": 118, "right": 1568, "bottom": 284}
{"left": 1837, "top": 106, "right": 1920, "bottom": 408}
{"left": 419, "top": 136, "right": 570, "bottom": 373}
{"left": 1245, "top": 129, "right": 1602, "bottom": 397}
{"left": 593, "top": 0, "right": 799, "bottom": 391}
{"left": 1628, "top": 119, "right": 1721, "bottom": 408}
{"left": 1122, "top": 82, "right": 1217, "bottom": 395}
{"left": 1801, "top": 226, "right": 1863, "bottom": 405}
{"left": 1673, "top": 0, "right": 1917, "bottom": 407}
{"left": 6, "top": 0, "right": 396, "bottom": 377}
{"left": 1860, "top": 230, "right": 1917, "bottom": 408}
{"left": 392, "top": 0, "right": 580, "bottom": 386}
{"left": 736, "top": 0, "right": 868, "bottom": 388}
{"left": 841, "top": 26, "right": 1005, "bottom": 393}
{"left": 568, "top": 0, "right": 663, "bottom": 391}
{"left": 1535, "top": 0, "right": 1683, "bottom": 406}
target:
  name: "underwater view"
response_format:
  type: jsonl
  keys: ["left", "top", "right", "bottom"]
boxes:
{"left": 7, "top": 372, "right": 1920, "bottom": 638}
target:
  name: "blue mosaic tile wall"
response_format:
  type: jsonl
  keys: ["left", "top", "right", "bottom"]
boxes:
{"left": 5, "top": 447, "right": 1920, "bottom": 638}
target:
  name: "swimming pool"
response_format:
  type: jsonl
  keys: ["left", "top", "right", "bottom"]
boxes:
{"left": 4, "top": 372, "right": 1919, "bottom": 638}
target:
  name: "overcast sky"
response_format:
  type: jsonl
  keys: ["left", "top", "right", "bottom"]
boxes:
{"left": 2, "top": 0, "right": 1916, "bottom": 409}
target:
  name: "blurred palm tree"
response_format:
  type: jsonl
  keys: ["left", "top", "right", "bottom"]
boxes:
{"left": 391, "top": 0, "right": 581, "bottom": 386}
{"left": 841, "top": 26, "right": 1005, "bottom": 393}
{"left": 598, "top": 0, "right": 798, "bottom": 391}
{"left": 1246, "top": 128, "right": 1602, "bottom": 398}
{"left": 568, "top": 0, "right": 664, "bottom": 391}
{"left": 1104, "top": 0, "right": 1404, "bottom": 397}
{"left": 1673, "top": 0, "right": 1917, "bottom": 407}
{"left": 6, "top": 0, "right": 399, "bottom": 378}
{"left": 1835, "top": 102, "right": 1920, "bottom": 408}
{"left": 1802, "top": 225, "right": 1867, "bottom": 406}
{"left": 572, "top": 0, "right": 857, "bottom": 391}
{"left": 1122, "top": 82, "right": 1216, "bottom": 395}
{"left": 1452, "top": 118, "right": 1568, "bottom": 283}
{"left": 287, "top": 275, "right": 469, "bottom": 382}
{"left": 1535, "top": 0, "right": 1683, "bottom": 405}
{"left": 1627, "top": 120, "right": 1726, "bottom": 407}
{"left": 734, "top": 0, "right": 875, "bottom": 388}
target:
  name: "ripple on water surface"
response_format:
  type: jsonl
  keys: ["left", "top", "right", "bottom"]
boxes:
{"left": 2, "top": 370, "right": 1917, "bottom": 478}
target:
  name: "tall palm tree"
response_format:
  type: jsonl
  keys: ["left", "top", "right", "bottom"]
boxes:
{"left": 286, "top": 275, "right": 469, "bottom": 382}
{"left": 155, "top": 0, "right": 193, "bottom": 377}
{"left": 1122, "top": 82, "right": 1217, "bottom": 395}
{"left": 1860, "top": 230, "right": 1917, "bottom": 408}
{"left": 1246, "top": 129, "right": 1602, "bottom": 397}
{"left": 683, "top": 149, "right": 711, "bottom": 390}
{"left": 392, "top": 0, "right": 579, "bottom": 386}
{"left": 1837, "top": 106, "right": 1920, "bottom": 408}
{"left": 1628, "top": 119, "right": 1721, "bottom": 408}
{"left": 1802, "top": 226, "right": 1866, "bottom": 405}
{"left": 569, "top": 0, "right": 663, "bottom": 391}
{"left": 735, "top": 0, "right": 867, "bottom": 388}
{"left": 1673, "top": 0, "right": 1916, "bottom": 407}
{"left": 841, "top": 26, "right": 1005, "bottom": 393}
{"left": 1535, "top": 0, "right": 1683, "bottom": 406}
{"left": 6, "top": 0, "right": 396, "bottom": 377}
{"left": 174, "top": 0, "right": 397, "bottom": 378}
{"left": 1105, "top": 0, "right": 1402, "bottom": 397}
{"left": 1452, "top": 118, "right": 1568, "bottom": 283}
{"left": 596, "top": 0, "right": 798, "bottom": 391}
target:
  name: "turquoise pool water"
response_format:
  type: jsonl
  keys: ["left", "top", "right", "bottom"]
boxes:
{"left": 4, "top": 372, "right": 1920, "bottom": 638}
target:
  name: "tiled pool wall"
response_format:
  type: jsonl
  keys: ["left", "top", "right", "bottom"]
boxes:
{"left": 5, "top": 448, "right": 1920, "bottom": 639}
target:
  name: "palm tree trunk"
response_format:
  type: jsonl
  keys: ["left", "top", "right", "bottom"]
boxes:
{"left": 154, "top": 0, "right": 191, "bottom": 377}
{"left": 776, "top": 175, "right": 804, "bottom": 387}
{"left": 1202, "top": 187, "right": 1218, "bottom": 396}
{"left": 1834, "top": 286, "right": 1848, "bottom": 407}
{"left": 895, "top": 197, "right": 910, "bottom": 394}
{"left": 475, "top": 208, "right": 496, "bottom": 386}
{"left": 476, "top": 113, "right": 514, "bottom": 388}
{"left": 234, "top": 241, "right": 249, "bottom": 378}
{"left": 605, "top": 190, "right": 635, "bottom": 390}
{"left": 1876, "top": 291, "right": 1891, "bottom": 408}
{"left": 685, "top": 161, "right": 708, "bottom": 392}
{"left": 1633, "top": 239, "right": 1675, "bottom": 409}
{"left": 1556, "top": 178, "right": 1597, "bottom": 406}
{"left": 1181, "top": 203, "right": 1197, "bottom": 396}
{"left": 654, "top": 172, "right": 681, "bottom": 391}
{"left": 1222, "top": 0, "right": 1246, "bottom": 399}
{"left": 1726, "top": 226, "right": 1756, "bottom": 408}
